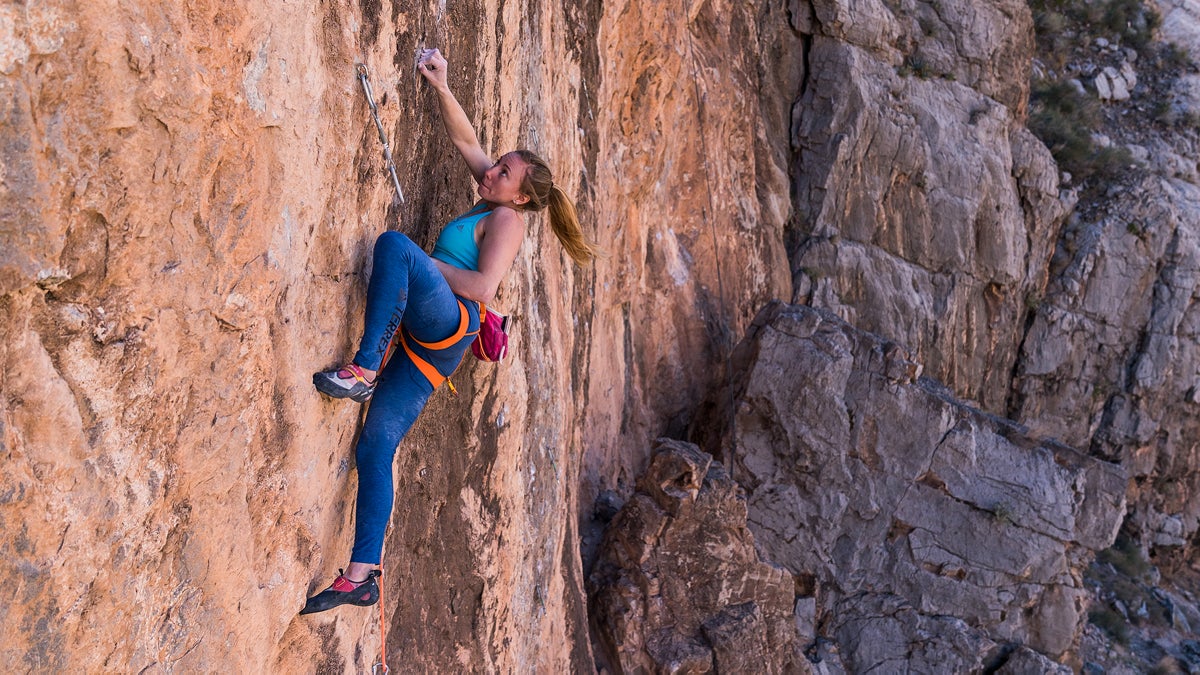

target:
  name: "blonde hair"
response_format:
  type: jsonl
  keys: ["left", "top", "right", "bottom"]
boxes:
{"left": 514, "top": 150, "right": 596, "bottom": 265}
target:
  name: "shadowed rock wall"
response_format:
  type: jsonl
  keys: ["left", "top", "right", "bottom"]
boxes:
{"left": 589, "top": 439, "right": 803, "bottom": 674}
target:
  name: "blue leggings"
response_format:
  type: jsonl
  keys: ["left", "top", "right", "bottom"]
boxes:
{"left": 349, "top": 231, "right": 480, "bottom": 565}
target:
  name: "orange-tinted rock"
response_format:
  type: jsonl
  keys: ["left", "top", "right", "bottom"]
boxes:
{"left": 0, "top": 1, "right": 794, "bottom": 671}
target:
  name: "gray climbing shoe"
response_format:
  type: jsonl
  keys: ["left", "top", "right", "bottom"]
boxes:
{"left": 313, "top": 364, "right": 376, "bottom": 402}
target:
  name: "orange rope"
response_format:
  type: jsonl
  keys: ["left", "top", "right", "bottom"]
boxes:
{"left": 376, "top": 566, "right": 388, "bottom": 673}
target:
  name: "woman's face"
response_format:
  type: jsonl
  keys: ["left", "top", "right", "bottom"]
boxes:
{"left": 478, "top": 152, "right": 531, "bottom": 208}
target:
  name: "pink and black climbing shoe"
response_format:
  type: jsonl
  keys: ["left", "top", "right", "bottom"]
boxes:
{"left": 299, "top": 569, "right": 381, "bottom": 615}
{"left": 313, "top": 363, "right": 376, "bottom": 403}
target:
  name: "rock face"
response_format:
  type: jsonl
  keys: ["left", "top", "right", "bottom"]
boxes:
{"left": 0, "top": 0, "right": 794, "bottom": 672}
{"left": 791, "top": 0, "right": 1072, "bottom": 415}
{"left": 1156, "top": 0, "right": 1200, "bottom": 58}
{"left": 3, "top": 0, "right": 1198, "bottom": 668}
{"left": 1012, "top": 174, "right": 1200, "bottom": 552}
{"left": 589, "top": 439, "right": 802, "bottom": 674}
{"left": 711, "top": 302, "right": 1126, "bottom": 668}
{"left": 789, "top": 0, "right": 1200, "bottom": 595}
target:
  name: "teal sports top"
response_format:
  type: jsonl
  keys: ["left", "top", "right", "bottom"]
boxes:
{"left": 432, "top": 204, "right": 490, "bottom": 271}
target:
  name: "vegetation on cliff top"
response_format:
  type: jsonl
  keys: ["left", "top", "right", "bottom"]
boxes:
{"left": 1026, "top": 0, "right": 1197, "bottom": 188}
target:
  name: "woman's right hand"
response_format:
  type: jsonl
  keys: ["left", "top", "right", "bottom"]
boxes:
{"left": 418, "top": 47, "right": 491, "bottom": 181}
{"left": 418, "top": 48, "right": 449, "bottom": 90}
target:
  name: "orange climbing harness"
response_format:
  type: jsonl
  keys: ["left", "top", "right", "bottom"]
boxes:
{"left": 382, "top": 299, "right": 479, "bottom": 395}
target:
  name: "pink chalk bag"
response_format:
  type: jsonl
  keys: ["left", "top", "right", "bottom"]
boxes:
{"left": 472, "top": 304, "right": 510, "bottom": 362}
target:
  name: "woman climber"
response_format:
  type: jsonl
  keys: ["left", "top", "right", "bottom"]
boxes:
{"left": 300, "top": 48, "right": 595, "bottom": 615}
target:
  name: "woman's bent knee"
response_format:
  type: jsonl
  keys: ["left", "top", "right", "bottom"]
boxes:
{"left": 375, "top": 230, "right": 418, "bottom": 257}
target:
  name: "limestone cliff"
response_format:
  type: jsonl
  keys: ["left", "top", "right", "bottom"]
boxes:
{"left": 789, "top": 0, "right": 1070, "bottom": 416}
{"left": 3, "top": 0, "right": 1198, "bottom": 670}
{"left": 718, "top": 303, "right": 1125, "bottom": 670}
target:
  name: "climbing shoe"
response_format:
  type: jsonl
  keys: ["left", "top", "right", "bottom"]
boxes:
{"left": 299, "top": 569, "right": 381, "bottom": 615}
{"left": 313, "top": 363, "right": 376, "bottom": 402}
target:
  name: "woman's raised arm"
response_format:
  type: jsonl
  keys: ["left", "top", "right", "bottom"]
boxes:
{"left": 418, "top": 49, "right": 492, "bottom": 182}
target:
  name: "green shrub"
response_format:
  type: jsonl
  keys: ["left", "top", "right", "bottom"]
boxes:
{"left": 1035, "top": 10, "right": 1068, "bottom": 34}
{"left": 1089, "top": 606, "right": 1130, "bottom": 644}
{"left": 1101, "top": 0, "right": 1161, "bottom": 50}
{"left": 1162, "top": 43, "right": 1194, "bottom": 70}
{"left": 1097, "top": 533, "right": 1151, "bottom": 579}
{"left": 989, "top": 501, "right": 1014, "bottom": 525}
{"left": 1028, "top": 80, "right": 1132, "bottom": 182}
{"left": 898, "top": 55, "right": 934, "bottom": 79}
{"left": 1029, "top": 0, "right": 1162, "bottom": 65}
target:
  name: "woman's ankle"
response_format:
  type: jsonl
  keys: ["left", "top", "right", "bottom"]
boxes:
{"left": 345, "top": 363, "right": 377, "bottom": 384}
{"left": 345, "top": 562, "right": 377, "bottom": 582}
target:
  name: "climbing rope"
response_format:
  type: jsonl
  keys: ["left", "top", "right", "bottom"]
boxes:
{"left": 372, "top": 566, "right": 389, "bottom": 674}
{"left": 356, "top": 63, "right": 402, "bottom": 674}
{"left": 683, "top": 9, "right": 739, "bottom": 478}
{"left": 355, "top": 64, "right": 398, "bottom": 672}
{"left": 357, "top": 64, "right": 406, "bottom": 204}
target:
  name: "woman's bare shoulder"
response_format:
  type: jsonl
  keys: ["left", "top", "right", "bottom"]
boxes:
{"left": 483, "top": 205, "right": 526, "bottom": 230}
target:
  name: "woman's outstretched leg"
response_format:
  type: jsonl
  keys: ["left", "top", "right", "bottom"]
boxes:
{"left": 299, "top": 352, "right": 433, "bottom": 615}
{"left": 348, "top": 363, "right": 433, "bottom": 565}
{"left": 302, "top": 236, "right": 477, "bottom": 615}
{"left": 301, "top": 299, "right": 480, "bottom": 615}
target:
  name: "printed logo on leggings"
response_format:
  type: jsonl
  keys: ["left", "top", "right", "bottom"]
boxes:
{"left": 378, "top": 311, "right": 403, "bottom": 355}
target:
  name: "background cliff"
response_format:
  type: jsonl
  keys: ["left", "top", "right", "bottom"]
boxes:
{"left": 2, "top": 0, "right": 1198, "bottom": 672}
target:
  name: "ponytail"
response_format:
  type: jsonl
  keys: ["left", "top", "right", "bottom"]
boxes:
{"left": 546, "top": 185, "right": 595, "bottom": 264}
{"left": 515, "top": 150, "right": 596, "bottom": 265}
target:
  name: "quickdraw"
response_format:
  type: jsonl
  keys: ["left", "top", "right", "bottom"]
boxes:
{"left": 357, "top": 64, "right": 405, "bottom": 204}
